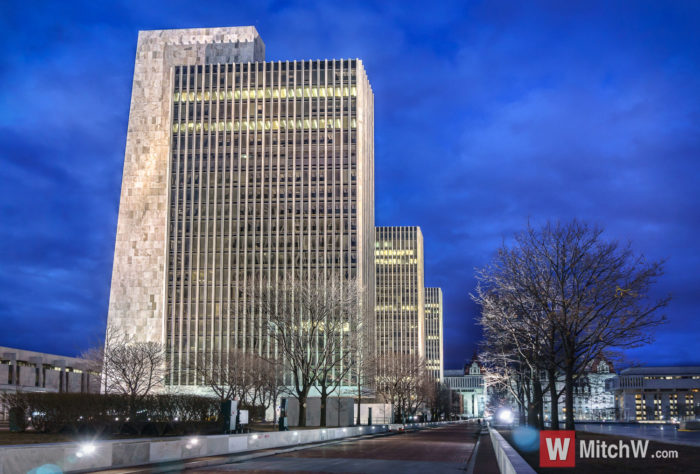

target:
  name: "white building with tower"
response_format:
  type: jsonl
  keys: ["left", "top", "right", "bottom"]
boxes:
{"left": 444, "top": 358, "right": 486, "bottom": 419}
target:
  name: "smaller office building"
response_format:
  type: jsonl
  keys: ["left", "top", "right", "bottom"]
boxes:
{"left": 0, "top": 346, "right": 100, "bottom": 423}
{"left": 606, "top": 366, "right": 700, "bottom": 422}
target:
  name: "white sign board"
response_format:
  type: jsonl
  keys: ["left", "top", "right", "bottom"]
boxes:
{"left": 239, "top": 409, "right": 249, "bottom": 425}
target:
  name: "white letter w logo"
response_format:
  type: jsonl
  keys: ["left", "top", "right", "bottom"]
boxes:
{"left": 546, "top": 437, "right": 570, "bottom": 461}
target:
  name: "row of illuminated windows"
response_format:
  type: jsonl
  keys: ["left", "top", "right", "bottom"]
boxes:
{"left": 173, "top": 118, "right": 357, "bottom": 133}
{"left": 375, "top": 258, "right": 419, "bottom": 265}
{"left": 375, "top": 249, "right": 415, "bottom": 256}
{"left": 174, "top": 86, "right": 357, "bottom": 102}
{"left": 643, "top": 375, "right": 700, "bottom": 379}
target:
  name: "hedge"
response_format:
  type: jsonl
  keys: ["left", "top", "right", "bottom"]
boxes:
{"left": 1, "top": 392, "right": 225, "bottom": 436}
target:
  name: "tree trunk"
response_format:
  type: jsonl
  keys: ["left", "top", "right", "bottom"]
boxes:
{"left": 548, "top": 369, "right": 560, "bottom": 430}
{"left": 532, "top": 374, "right": 543, "bottom": 428}
{"left": 320, "top": 387, "right": 328, "bottom": 427}
{"left": 356, "top": 379, "right": 362, "bottom": 425}
{"left": 298, "top": 391, "right": 308, "bottom": 427}
{"left": 564, "top": 365, "right": 575, "bottom": 430}
{"left": 272, "top": 399, "right": 278, "bottom": 426}
{"left": 537, "top": 389, "right": 545, "bottom": 430}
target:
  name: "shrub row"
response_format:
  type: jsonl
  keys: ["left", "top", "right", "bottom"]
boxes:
{"left": 2, "top": 392, "right": 223, "bottom": 435}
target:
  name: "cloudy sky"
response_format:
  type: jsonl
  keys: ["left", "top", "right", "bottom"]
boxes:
{"left": 1, "top": 1, "right": 698, "bottom": 368}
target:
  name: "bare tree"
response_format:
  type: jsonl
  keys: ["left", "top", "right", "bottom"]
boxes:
{"left": 475, "top": 288, "right": 558, "bottom": 428}
{"left": 474, "top": 220, "right": 669, "bottom": 430}
{"left": 190, "top": 349, "right": 251, "bottom": 402}
{"left": 251, "top": 272, "right": 362, "bottom": 427}
{"left": 376, "top": 353, "right": 428, "bottom": 423}
{"left": 352, "top": 327, "right": 377, "bottom": 426}
{"left": 97, "top": 328, "right": 165, "bottom": 417}
{"left": 80, "top": 343, "right": 107, "bottom": 393}
{"left": 255, "top": 356, "right": 285, "bottom": 424}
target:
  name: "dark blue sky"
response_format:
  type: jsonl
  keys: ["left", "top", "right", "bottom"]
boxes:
{"left": 1, "top": 1, "right": 699, "bottom": 369}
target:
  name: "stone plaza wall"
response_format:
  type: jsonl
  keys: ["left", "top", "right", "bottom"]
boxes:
{"left": 0, "top": 425, "right": 390, "bottom": 474}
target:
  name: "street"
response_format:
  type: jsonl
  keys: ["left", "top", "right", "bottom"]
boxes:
{"left": 189, "top": 423, "right": 481, "bottom": 473}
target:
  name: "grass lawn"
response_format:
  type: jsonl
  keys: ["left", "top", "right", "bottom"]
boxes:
{"left": 499, "top": 428, "right": 698, "bottom": 473}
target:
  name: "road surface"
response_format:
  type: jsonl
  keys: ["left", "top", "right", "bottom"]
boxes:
{"left": 189, "top": 423, "right": 481, "bottom": 473}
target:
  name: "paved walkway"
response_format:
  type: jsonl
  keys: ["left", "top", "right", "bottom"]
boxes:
{"left": 470, "top": 427, "right": 500, "bottom": 474}
{"left": 190, "top": 423, "right": 482, "bottom": 473}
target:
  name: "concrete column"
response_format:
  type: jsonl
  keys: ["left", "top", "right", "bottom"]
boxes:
{"left": 28, "top": 356, "right": 43, "bottom": 387}
{"left": 2, "top": 352, "right": 17, "bottom": 385}
{"left": 52, "top": 359, "right": 66, "bottom": 392}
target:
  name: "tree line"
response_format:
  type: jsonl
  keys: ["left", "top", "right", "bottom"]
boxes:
{"left": 474, "top": 220, "right": 668, "bottom": 429}
{"left": 81, "top": 272, "right": 454, "bottom": 427}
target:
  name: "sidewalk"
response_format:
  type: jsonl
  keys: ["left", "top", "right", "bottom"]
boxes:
{"left": 468, "top": 425, "right": 500, "bottom": 474}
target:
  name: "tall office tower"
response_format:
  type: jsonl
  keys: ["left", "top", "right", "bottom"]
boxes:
{"left": 107, "top": 27, "right": 375, "bottom": 390}
{"left": 424, "top": 287, "right": 444, "bottom": 382}
{"left": 375, "top": 226, "right": 425, "bottom": 369}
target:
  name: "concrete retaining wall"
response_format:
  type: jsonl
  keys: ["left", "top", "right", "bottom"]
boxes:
{"left": 488, "top": 426, "right": 537, "bottom": 474}
{"left": 0, "top": 423, "right": 450, "bottom": 473}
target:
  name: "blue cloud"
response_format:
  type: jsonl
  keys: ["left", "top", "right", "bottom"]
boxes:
{"left": 0, "top": 0, "right": 698, "bottom": 367}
